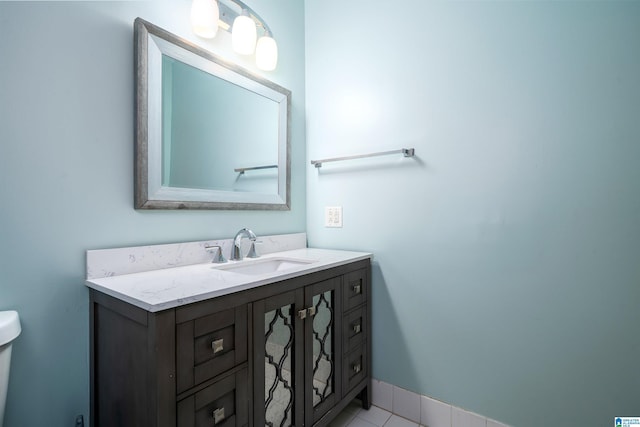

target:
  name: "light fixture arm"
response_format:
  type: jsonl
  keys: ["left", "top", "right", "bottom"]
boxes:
{"left": 218, "top": 0, "right": 273, "bottom": 37}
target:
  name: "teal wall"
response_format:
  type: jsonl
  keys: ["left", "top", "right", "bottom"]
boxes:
{"left": 0, "top": 2, "right": 305, "bottom": 426}
{"left": 305, "top": 1, "right": 640, "bottom": 426}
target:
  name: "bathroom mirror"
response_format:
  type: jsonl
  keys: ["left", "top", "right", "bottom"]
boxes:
{"left": 134, "top": 18, "right": 291, "bottom": 210}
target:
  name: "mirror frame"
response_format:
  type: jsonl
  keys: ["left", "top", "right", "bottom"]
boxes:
{"left": 134, "top": 18, "right": 291, "bottom": 210}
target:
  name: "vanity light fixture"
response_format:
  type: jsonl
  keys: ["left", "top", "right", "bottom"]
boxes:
{"left": 190, "top": 0, "right": 220, "bottom": 39}
{"left": 190, "top": 0, "right": 278, "bottom": 71}
{"left": 232, "top": 9, "right": 257, "bottom": 55}
{"left": 255, "top": 29, "right": 278, "bottom": 71}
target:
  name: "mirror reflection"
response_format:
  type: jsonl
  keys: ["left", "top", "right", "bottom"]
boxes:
{"left": 161, "top": 56, "right": 279, "bottom": 194}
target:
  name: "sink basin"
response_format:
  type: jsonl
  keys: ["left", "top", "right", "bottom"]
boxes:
{"left": 215, "top": 257, "right": 315, "bottom": 276}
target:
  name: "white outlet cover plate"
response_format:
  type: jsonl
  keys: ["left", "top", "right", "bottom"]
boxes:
{"left": 325, "top": 206, "right": 343, "bottom": 228}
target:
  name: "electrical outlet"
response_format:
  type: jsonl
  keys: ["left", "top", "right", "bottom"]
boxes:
{"left": 324, "top": 206, "right": 343, "bottom": 228}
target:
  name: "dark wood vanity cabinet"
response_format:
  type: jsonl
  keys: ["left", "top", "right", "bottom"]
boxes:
{"left": 90, "top": 258, "right": 371, "bottom": 427}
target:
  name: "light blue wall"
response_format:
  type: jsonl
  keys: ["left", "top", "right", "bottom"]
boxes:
{"left": 0, "top": 1, "right": 305, "bottom": 426}
{"left": 305, "top": 1, "right": 640, "bottom": 426}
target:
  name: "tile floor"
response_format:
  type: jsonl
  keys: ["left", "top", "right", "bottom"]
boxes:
{"left": 329, "top": 401, "right": 425, "bottom": 427}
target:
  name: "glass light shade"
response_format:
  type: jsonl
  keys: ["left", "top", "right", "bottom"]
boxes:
{"left": 232, "top": 14, "right": 257, "bottom": 55}
{"left": 191, "top": 0, "right": 219, "bottom": 39}
{"left": 256, "top": 36, "right": 278, "bottom": 71}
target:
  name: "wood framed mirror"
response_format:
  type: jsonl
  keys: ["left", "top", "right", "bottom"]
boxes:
{"left": 134, "top": 18, "right": 291, "bottom": 210}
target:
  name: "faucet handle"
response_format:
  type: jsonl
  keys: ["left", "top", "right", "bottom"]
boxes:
{"left": 205, "top": 245, "right": 227, "bottom": 263}
{"left": 246, "top": 241, "right": 259, "bottom": 258}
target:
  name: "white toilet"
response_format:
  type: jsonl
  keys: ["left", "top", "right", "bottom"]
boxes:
{"left": 0, "top": 311, "right": 21, "bottom": 427}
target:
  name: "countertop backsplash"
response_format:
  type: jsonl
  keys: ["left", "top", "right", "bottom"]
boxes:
{"left": 86, "top": 232, "right": 307, "bottom": 280}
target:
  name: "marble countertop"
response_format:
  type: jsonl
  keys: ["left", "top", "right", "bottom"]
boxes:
{"left": 86, "top": 248, "right": 372, "bottom": 312}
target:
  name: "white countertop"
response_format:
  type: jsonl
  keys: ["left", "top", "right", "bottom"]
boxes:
{"left": 86, "top": 248, "right": 372, "bottom": 312}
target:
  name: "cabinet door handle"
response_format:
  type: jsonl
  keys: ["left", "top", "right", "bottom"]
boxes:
{"left": 353, "top": 322, "right": 361, "bottom": 334}
{"left": 298, "top": 307, "right": 316, "bottom": 319}
{"left": 211, "top": 338, "right": 224, "bottom": 354}
{"left": 352, "top": 283, "right": 362, "bottom": 294}
{"left": 212, "top": 407, "right": 225, "bottom": 424}
{"left": 352, "top": 363, "right": 362, "bottom": 374}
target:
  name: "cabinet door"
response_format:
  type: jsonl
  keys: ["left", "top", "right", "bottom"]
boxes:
{"left": 253, "top": 289, "right": 304, "bottom": 427}
{"left": 305, "top": 277, "right": 343, "bottom": 426}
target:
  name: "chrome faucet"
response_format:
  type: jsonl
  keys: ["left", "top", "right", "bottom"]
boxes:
{"left": 231, "top": 228, "right": 259, "bottom": 261}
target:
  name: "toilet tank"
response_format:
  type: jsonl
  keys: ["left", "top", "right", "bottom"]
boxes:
{"left": 0, "top": 312, "right": 21, "bottom": 348}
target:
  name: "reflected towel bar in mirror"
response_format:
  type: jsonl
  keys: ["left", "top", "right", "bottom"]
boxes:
{"left": 310, "top": 148, "right": 415, "bottom": 168}
{"left": 234, "top": 164, "right": 278, "bottom": 174}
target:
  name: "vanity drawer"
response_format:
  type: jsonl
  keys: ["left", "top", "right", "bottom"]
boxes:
{"left": 177, "top": 305, "right": 248, "bottom": 393}
{"left": 177, "top": 368, "right": 248, "bottom": 427}
{"left": 343, "top": 269, "right": 368, "bottom": 311}
{"left": 343, "top": 344, "right": 367, "bottom": 396}
{"left": 343, "top": 307, "right": 367, "bottom": 354}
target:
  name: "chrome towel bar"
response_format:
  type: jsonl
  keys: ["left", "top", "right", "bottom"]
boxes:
{"left": 310, "top": 148, "right": 415, "bottom": 168}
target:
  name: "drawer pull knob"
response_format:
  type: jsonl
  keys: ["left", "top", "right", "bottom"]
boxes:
{"left": 307, "top": 306, "right": 317, "bottom": 317}
{"left": 212, "top": 407, "right": 225, "bottom": 424}
{"left": 353, "top": 323, "right": 361, "bottom": 334}
{"left": 352, "top": 363, "right": 362, "bottom": 374}
{"left": 298, "top": 309, "right": 307, "bottom": 319}
{"left": 352, "top": 284, "right": 362, "bottom": 294}
{"left": 212, "top": 338, "right": 224, "bottom": 354}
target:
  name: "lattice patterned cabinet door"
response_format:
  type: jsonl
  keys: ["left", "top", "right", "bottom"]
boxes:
{"left": 305, "top": 276, "right": 343, "bottom": 425}
{"left": 264, "top": 303, "right": 295, "bottom": 427}
{"left": 311, "top": 289, "right": 334, "bottom": 408}
{"left": 254, "top": 276, "right": 346, "bottom": 427}
{"left": 254, "top": 289, "right": 304, "bottom": 427}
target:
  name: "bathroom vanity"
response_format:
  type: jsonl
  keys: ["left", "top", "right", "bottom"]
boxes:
{"left": 86, "top": 236, "right": 371, "bottom": 427}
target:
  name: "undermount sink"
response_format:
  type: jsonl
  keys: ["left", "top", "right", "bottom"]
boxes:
{"left": 214, "top": 257, "right": 316, "bottom": 276}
